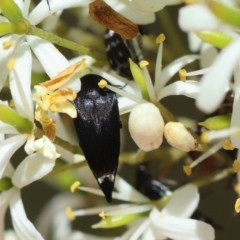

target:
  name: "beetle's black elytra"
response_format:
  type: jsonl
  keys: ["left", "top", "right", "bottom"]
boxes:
{"left": 72, "top": 74, "right": 120, "bottom": 202}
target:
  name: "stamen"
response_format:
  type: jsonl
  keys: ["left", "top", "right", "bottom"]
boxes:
{"left": 139, "top": 60, "right": 149, "bottom": 68}
{"left": 234, "top": 184, "right": 240, "bottom": 194}
{"left": 183, "top": 165, "right": 192, "bottom": 176}
{"left": 200, "top": 131, "right": 209, "bottom": 143}
{"left": 106, "top": 85, "right": 147, "bottom": 104}
{"left": 3, "top": 41, "right": 13, "bottom": 50}
{"left": 235, "top": 198, "right": 240, "bottom": 213}
{"left": 223, "top": 139, "right": 235, "bottom": 150}
{"left": 184, "top": 68, "right": 210, "bottom": 76}
{"left": 156, "top": 34, "right": 166, "bottom": 44}
{"left": 65, "top": 207, "right": 76, "bottom": 220}
{"left": 98, "top": 79, "right": 107, "bottom": 88}
{"left": 233, "top": 160, "right": 240, "bottom": 172}
{"left": 190, "top": 140, "right": 224, "bottom": 168}
{"left": 179, "top": 69, "right": 186, "bottom": 82}
{"left": 7, "top": 58, "right": 15, "bottom": 70}
{"left": 99, "top": 210, "right": 106, "bottom": 219}
{"left": 71, "top": 181, "right": 80, "bottom": 193}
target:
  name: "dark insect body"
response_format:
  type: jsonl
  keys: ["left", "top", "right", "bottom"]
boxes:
{"left": 135, "top": 164, "right": 170, "bottom": 200}
{"left": 105, "top": 29, "right": 143, "bottom": 80}
{"left": 72, "top": 74, "right": 121, "bottom": 202}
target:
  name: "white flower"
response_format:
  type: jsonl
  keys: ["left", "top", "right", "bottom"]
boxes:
{"left": 90, "top": 35, "right": 200, "bottom": 151}
{"left": 69, "top": 176, "right": 214, "bottom": 240}
{"left": 0, "top": 0, "right": 80, "bottom": 93}
{"left": 0, "top": 162, "right": 50, "bottom": 239}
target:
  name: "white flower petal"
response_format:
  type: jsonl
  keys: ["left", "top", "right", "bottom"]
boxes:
{"left": 12, "top": 153, "right": 55, "bottom": 188}
{"left": 24, "top": 135, "right": 60, "bottom": 160}
{"left": 197, "top": 39, "right": 240, "bottom": 113}
{"left": 0, "top": 134, "right": 27, "bottom": 178}
{"left": 0, "top": 35, "right": 19, "bottom": 91}
{"left": 41, "top": 10, "right": 63, "bottom": 31}
{"left": 200, "top": 43, "right": 218, "bottom": 69}
{"left": 162, "top": 184, "right": 199, "bottom": 218}
{"left": 156, "top": 55, "right": 199, "bottom": 93}
{"left": 158, "top": 80, "right": 200, "bottom": 101}
{"left": 10, "top": 189, "right": 44, "bottom": 240}
{"left": 29, "top": 0, "right": 88, "bottom": 25}
{"left": 3, "top": 162, "right": 15, "bottom": 178}
{"left": 129, "top": 0, "right": 182, "bottom": 13}
{"left": 118, "top": 97, "right": 138, "bottom": 115}
{"left": 188, "top": 33, "right": 203, "bottom": 52}
{"left": 114, "top": 175, "right": 148, "bottom": 202}
{"left": 9, "top": 43, "right": 34, "bottom": 121}
{"left": 0, "top": 188, "right": 15, "bottom": 240}
{"left": 179, "top": 4, "right": 221, "bottom": 32}
{"left": 0, "top": 121, "right": 19, "bottom": 134}
{"left": 26, "top": 35, "right": 69, "bottom": 78}
{"left": 150, "top": 208, "right": 214, "bottom": 240}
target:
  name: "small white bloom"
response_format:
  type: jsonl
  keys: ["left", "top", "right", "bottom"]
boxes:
{"left": 129, "top": 103, "right": 164, "bottom": 151}
{"left": 71, "top": 176, "right": 214, "bottom": 240}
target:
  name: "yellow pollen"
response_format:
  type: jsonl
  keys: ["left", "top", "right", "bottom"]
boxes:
{"left": 233, "top": 160, "right": 240, "bottom": 172}
{"left": 9, "top": 99, "right": 15, "bottom": 107}
{"left": 156, "top": 33, "right": 166, "bottom": 44}
{"left": 99, "top": 210, "right": 106, "bottom": 219}
{"left": 235, "top": 198, "right": 240, "bottom": 213}
{"left": 223, "top": 139, "right": 235, "bottom": 150}
{"left": 3, "top": 41, "right": 13, "bottom": 50}
{"left": 139, "top": 60, "right": 149, "bottom": 68}
{"left": 179, "top": 69, "right": 187, "bottom": 82}
{"left": 234, "top": 183, "right": 240, "bottom": 194}
{"left": 159, "top": 213, "right": 165, "bottom": 218}
{"left": 98, "top": 79, "right": 107, "bottom": 88}
{"left": 70, "top": 181, "right": 80, "bottom": 193}
{"left": 200, "top": 131, "right": 209, "bottom": 143}
{"left": 66, "top": 207, "right": 76, "bottom": 220}
{"left": 7, "top": 58, "right": 15, "bottom": 70}
{"left": 183, "top": 165, "right": 192, "bottom": 176}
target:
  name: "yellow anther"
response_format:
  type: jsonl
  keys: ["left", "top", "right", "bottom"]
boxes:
{"left": 179, "top": 69, "right": 187, "bottom": 82}
{"left": 233, "top": 160, "right": 240, "bottom": 172}
{"left": 99, "top": 210, "right": 106, "bottom": 219}
{"left": 223, "top": 139, "right": 235, "bottom": 150}
{"left": 234, "top": 183, "right": 240, "bottom": 194}
{"left": 3, "top": 41, "right": 13, "bottom": 50}
{"left": 139, "top": 60, "right": 149, "bottom": 68}
{"left": 183, "top": 165, "right": 192, "bottom": 176}
{"left": 9, "top": 100, "right": 15, "bottom": 107}
{"left": 98, "top": 79, "right": 107, "bottom": 89}
{"left": 66, "top": 207, "right": 76, "bottom": 220}
{"left": 7, "top": 58, "right": 15, "bottom": 70}
{"left": 156, "top": 34, "right": 166, "bottom": 44}
{"left": 200, "top": 131, "right": 209, "bottom": 143}
{"left": 159, "top": 213, "right": 165, "bottom": 218}
{"left": 70, "top": 181, "right": 80, "bottom": 193}
{"left": 235, "top": 198, "right": 240, "bottom": 213}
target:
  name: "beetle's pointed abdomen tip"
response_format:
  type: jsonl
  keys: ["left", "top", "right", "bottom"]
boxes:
{"left": 97, "top": 175, "right": 115, "bottom": 202}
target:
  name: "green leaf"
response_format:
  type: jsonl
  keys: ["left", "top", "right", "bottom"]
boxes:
{"left": 198, "top": 115, "right": 231, "bottom": 130}
{"left": 0, "top": 104, "right": 33, "bottom": 134}
{"left": 0, "top": 0, "right": 23, "bottom": 22}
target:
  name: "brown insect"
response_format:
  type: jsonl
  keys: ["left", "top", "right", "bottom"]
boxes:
{"left": 89, "top": 0, "right": 139, "bottom": 39}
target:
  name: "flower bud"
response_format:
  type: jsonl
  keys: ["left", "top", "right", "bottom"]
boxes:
{"left": 164, "top": 122, "right": 198, "bottom": 152}
{"left": 128, "top": 103, "right": 164, "bottom": 152}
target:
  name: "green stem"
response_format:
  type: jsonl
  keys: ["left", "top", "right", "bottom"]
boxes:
{"left": 30, "top": 26, "right": 107, "bottom": 65}
{"left": 34, "top": 127, "right": 83, "bottom": 155}
{"left": 44, "top": 160, "right": 87, "bottom": 178}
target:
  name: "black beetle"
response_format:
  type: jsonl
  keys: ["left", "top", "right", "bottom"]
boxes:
{"left": 105, "top": 29, "right": 143, "bottom": 80}
{"left": 72, "top": 74, "right": 121, "bottom": 202}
